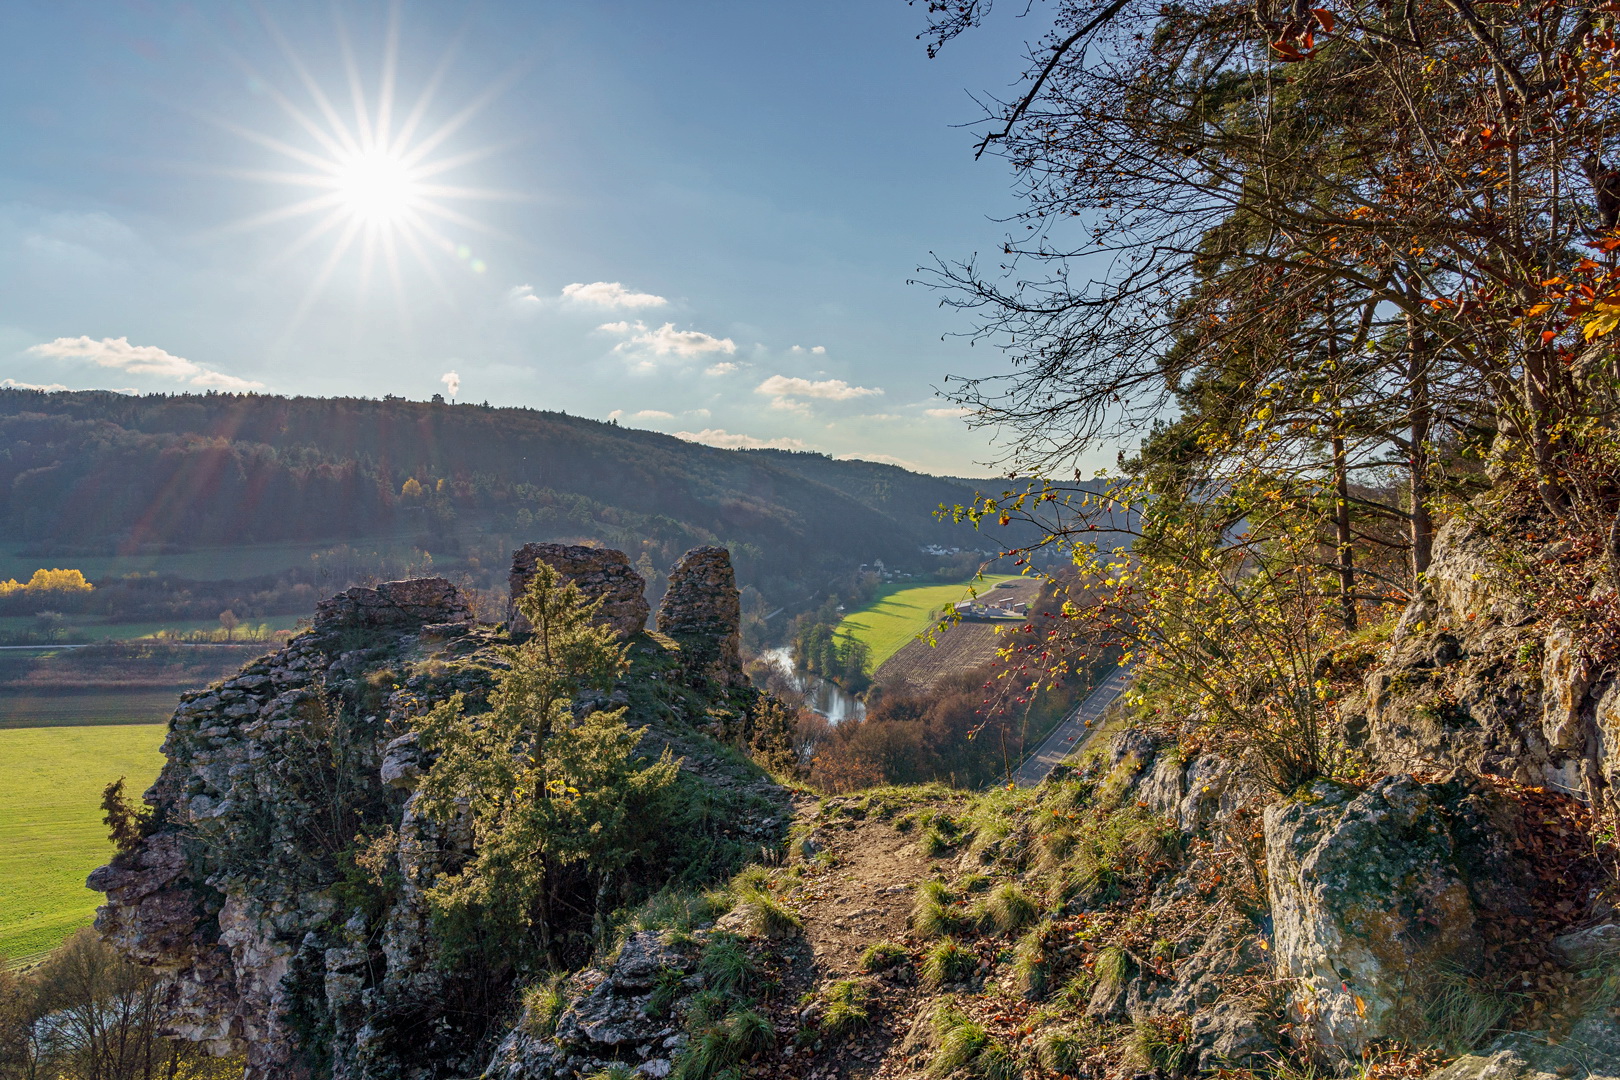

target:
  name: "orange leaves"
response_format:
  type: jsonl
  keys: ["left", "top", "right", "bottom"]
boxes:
{"left": 1271, "top": 8, "right": 1334, "bottom": 61}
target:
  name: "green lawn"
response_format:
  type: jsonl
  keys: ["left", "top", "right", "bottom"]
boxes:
{"left": 835, "top": 579, "right": 981, "bottom": 670}
{"left": 0, "top": 725, "right": 168, "bottom": 965}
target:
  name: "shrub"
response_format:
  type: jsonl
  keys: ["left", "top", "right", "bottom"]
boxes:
{"left": 858, "top": 941, "right": 908, "bottom": 973}
{"left": 921, "top": 938, "right": 977, "bottom": 988}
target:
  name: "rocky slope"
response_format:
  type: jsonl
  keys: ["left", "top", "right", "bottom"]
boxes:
{"left": 90, "top": 544, "right": 791, "bottom": 1080}
{"left": 92, "top": 523, "right": 1620, "bottom": 1080}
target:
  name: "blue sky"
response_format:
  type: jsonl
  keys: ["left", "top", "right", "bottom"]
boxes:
{"left": 0, "top": 1, "right": 1082, "bottom": 476}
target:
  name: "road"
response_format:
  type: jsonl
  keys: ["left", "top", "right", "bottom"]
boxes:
{"left": 1009, "top": 664, "right": 1133, "bottom": 787}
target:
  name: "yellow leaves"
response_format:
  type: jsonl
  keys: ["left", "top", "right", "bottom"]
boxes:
{"left": 0, "top": 568, "right": 94, "bottom": 595}
{"left": 1583, "top": 300, "right": 1620, "bottom": 341}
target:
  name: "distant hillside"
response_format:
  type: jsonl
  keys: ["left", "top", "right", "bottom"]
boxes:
{"left": 0, "top": 389, "right": 1025, "bottom": 601}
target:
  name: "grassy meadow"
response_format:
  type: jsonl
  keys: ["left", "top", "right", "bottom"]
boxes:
{"left": 834, "top": 579, "right": 983, "bottom": 670}
{"left": 0, "top": 723, "right": 168, "bottom": 965}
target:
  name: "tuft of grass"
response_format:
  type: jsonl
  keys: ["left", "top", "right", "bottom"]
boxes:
{"left": 819, "top": 979, "right": 873, "bottom": 1036}
{"left": 675, "top": 1001, "right": 775, "bottom": 1080}
{"left": 927, "top": 1002, "right": 1018, "bottom": 1079}
{"left": 1013, "top": 924, "right": 1050, "bottom": 999}
{"left": 912, "top": 879, "right": 964, "bottom": 938}
{"left": 1032, "top": 1024, "right": 1097, "bottom": 1073}
{"left": 1130, "top": 1015, "right": 1192, "bottom": 1075}
{"left": 699, "top": 933, "right": 759, "bottom": 994}
{"left": 645, "top": 966, "right": 686, "bottom": 1019}
{"left": 585, "top": 1067, "right": 637, "bottom": 1080}
{"left": 1094, "top": 944, "right": 1129, "bottom": 995}
{"left": 631, "top": 889, "right": 727, "bottom": 934}
{"left": 920, "top": 822, "right": 956, "bottom": 857}
{"left": 859, "top": 941, "right": 908, "bottom": 973}
{"left": 921, "top": 937, "right": 978, "bottom": 988}
{"left": 979, "top": 882, "right": 1038, "bottom": 934}
{"left": 733, "top": 887, "right": 802, "bottom": 938}
{"left": 1418, "top": 968, "right": 1520, "bottom": 1055}
{"left": 520, "top": 974, "right": 568, "bottom": 1037}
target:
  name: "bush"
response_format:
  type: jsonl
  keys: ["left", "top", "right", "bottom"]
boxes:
{"left": 921, "top": 938, "right": 977, "bottom": 988}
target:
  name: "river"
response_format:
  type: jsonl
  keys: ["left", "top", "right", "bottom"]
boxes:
{"left": 760, "top": 647, "right": 866, "bottom": 725}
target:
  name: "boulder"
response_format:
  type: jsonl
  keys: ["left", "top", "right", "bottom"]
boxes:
{"left": 509, "top": 543, "right": 650, "bottom": 639}
{"left": 1265, "top": 776, "right": 1482, "bottom": 1056}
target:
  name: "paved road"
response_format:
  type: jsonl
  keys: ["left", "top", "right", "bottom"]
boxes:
{"left": 1009, "top": 664, "right": 1133, "bottom": 787}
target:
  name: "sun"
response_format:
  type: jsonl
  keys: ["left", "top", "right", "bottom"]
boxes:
{"left": 205, "top": 6, "right": 514, "bottom": 321}
{"left": 332, "top": 149, "right": 420, "bottom": 225}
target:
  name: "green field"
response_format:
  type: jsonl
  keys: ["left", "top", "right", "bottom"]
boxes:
{"left": 0, "top": 690, "right": 180, "bottom": 730}
{"left": 0, "top": 724, "right": 168, "bottom": 965}
{"left": 835, "top": 579, "right": 981, "bottom": 670}
{"left": 0, "top": 534, "right": 431, "bottom": 585}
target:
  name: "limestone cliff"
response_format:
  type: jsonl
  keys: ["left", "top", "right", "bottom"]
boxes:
{"left": 89, "top": 547, "right": 791, "bottom": 1080}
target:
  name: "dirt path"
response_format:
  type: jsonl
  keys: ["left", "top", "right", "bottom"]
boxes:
{"left": 786, "top": 805, "right": 931, "bottom": 978}
{"left": 753, "top": 798, "right": 945, "bottom": 1079}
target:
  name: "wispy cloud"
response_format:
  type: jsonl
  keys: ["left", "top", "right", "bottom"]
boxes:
{"left": 704, "top": 361, "right": 740, "bottom": 376}
{"left": 563, "top": 281, "right": 669, "bottom": 308}
{"left": 673, "top": 428, "right": 809, "bottom": 451}
{"left": 28, "top": 336, "right": 263, "bottom": 390}
{"left": 926, "top": 406, "right": 972, "bottom": 418}
{"left": 508, "top": 284, "right": 544, "bottom": 308}
{"left": 631, "top": 409, "right": 674, "bottom": 420}
{"left": 788, "top": 344, "right": 827, "bottom": 354}
{"left": 755, "top": 374, "right": 881, "bottom": 412}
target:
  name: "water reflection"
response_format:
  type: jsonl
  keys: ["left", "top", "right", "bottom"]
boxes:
{"left": 760, "top": 647, "right": 867, "bottom": 725}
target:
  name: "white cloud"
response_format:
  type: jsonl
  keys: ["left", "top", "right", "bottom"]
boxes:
{"left": 27, "top": 336, "right": 263, "bottom": 390}
{"left": 608, "top": 409, "right": 624, "bottom": 420}
{"left": 598, "top": 320, "right": 737, "bottom": 370}
{"left": 858, "top": 413, "right": 904, "bottom": 422}
{"left": 704, "top": 361, "right": 740, "bottom": 376}
{"left": 442, "top": 371, "right": 461, "bottom": 398}
{"left": 755, "top": 374, "right": 881, "bottom": 413}
{"left": 563, "top": 281, "right": 668, "bottom": 309}
{"left": 632, "top": 409, "right": 675, "bottom": 420}
{"left": 673, "top": 428, "right": 810, "bottom": 451}
{"left": 788, "top": 344, "right": 828, "bottom": 355}
{"left": 1, "top": 378, "right": 69, "bottom": 392}
{"left": 812, "top": 345, "right": 826, "bottom": 354}
{"left": 926, "top": 406, "right": 973, "bottom": 418}
{"left": 509, "top": 284, "right": 543, "bottom": 308}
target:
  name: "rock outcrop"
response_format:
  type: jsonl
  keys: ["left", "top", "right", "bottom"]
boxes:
{"left": 656, "top": 546, "right": 744, "bottom": 686}
{"left": 90, "top": 550, "right": 789, "bottom": 1080}
{"left": 509, "top": 542, "right": 650, "bottom": 638}
{"left": 1266, "top": 777, "right": 1483, "bottom": 1055}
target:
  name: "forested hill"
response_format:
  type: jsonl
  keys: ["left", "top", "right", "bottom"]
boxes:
{"left": 0, "top": 388, "right": 1020, "bottom": 594}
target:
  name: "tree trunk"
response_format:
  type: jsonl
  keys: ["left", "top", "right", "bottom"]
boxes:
{"left": 1407, "top": 314, "right": 1434, "bottom": 580}
{"left": 1333, "top": 434, "right": 1357, "bottom": 629}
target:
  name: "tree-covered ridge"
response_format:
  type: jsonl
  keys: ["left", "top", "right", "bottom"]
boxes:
{"left": 0, "top": 389, "right": 1018, "bottom": 596}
